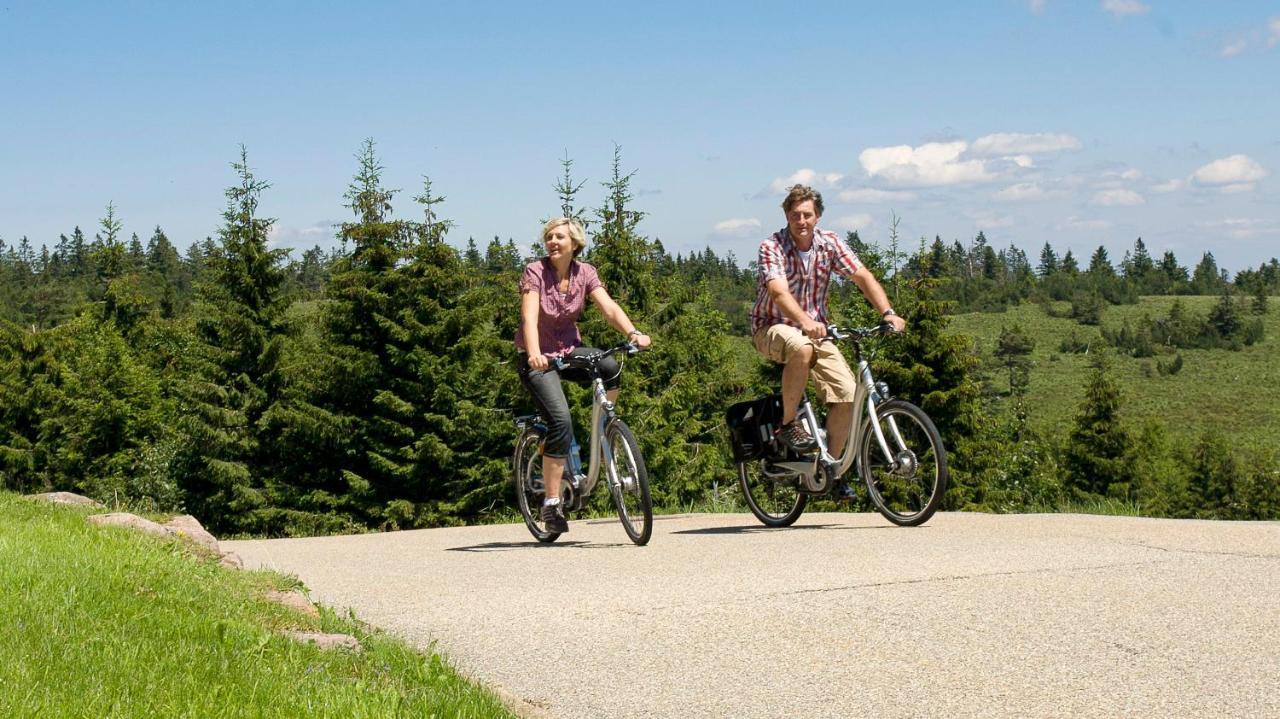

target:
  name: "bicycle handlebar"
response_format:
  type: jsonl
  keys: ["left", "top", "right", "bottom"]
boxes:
{"left": 552, "top": 342, "right": 643, "bottom": 371}
{"left": 826, "top": 323, "right": 899, "bottom": 341}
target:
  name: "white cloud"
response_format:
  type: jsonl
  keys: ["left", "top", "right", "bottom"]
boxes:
{"left": 1029, "top": 0, "right": 1047, "bottom": 15}
{"left": 712, "top": 217, "right": 762, "bottom": 237}
{"left": 965, "top": 209, "right": 1015, "bottom": 230}
{"left": 768, "top": 168, "right": 844, "bottom": 194}
{"left": 1104, "top": 168, "right": 1143, "bottom": 181}
{"left": 1010, "top": 155, "right": 1036, "bottom": 168}
{"left": 1102, "top": 0, "right": 1150, "bottom": 17}
{"left": 1221, "top": 18, "right": 1280, "bottom": 56}
{"left": 837, "top": 188, "right": 918, "bottom": 203}
{"left": 268, "top": 220, "right": 338, "bottom": 248}
{"left": 1192, "top": 154, "right": 1268, "bottom": 188}
{"left": 1220, "top": 183, "right": 1257, "bottom": 194}
{"left": 1057, "top": 216, "right": 1113, "bottom": 231}
{"left": 830, "top": 214, "right": 872, "bottom": 233}
{"left": 1151, "top": 178, "right": 1186, "bottom": 193}
{"left": 859, "top": 141, "right": 994, "bottom": 187}
{"left": 1091, "top": 189, "right": 1146, "bottom": 206}
{"left": 970, "top": 132, "right": 1082, "bottom": 157}
{"left": 1220, "top": 38, "right": 1248, "bottom": 57}
{"left": 1200, "top": 217, "right": 1280, "bottom": 240}
{"left": 993, "top": 182, "right": 1059, "bottom": 201}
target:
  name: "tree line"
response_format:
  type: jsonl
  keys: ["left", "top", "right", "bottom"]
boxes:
{"left": 1, "top": 141, "right": 1276, "bottom": 533}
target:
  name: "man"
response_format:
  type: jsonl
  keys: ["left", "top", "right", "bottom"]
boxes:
{"left": 751, "top": 184, "right": 906, "bottom": 462}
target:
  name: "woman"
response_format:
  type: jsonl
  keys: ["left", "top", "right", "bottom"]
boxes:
{"left": 515, "top": 217, "right": 652, "bottom": 534}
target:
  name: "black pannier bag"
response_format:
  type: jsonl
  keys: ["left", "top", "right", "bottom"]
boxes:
{"left": 725, "top": 394, "right": 783, "bottom": 461}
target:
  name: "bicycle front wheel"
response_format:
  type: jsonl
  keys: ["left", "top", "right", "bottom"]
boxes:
{"left": 739, "top": 458, "right": 807, "bottom": 528}
{"left": 514, "top": 429, "right": 561, "bottom": 543}
{"left": 606, "top": 419, "right": 652, "bottom": 546}
{"left": 858, "top": 399, "right": 947, "bottom": 527}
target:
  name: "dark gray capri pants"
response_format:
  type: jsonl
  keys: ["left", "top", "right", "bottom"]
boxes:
{"left": 517, "top": 347, "right": 622, "bottom": 458}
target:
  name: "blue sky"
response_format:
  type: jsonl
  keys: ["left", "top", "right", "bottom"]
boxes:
{"left": 2, "top": 1, "right": 1278, "bottom": 273}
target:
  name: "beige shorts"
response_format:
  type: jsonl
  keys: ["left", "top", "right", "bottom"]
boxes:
{"left": 753, "top": 324, "right": 858, "bottom": 404}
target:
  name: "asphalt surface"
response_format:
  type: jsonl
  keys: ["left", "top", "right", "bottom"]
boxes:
{"left": 225, "top": 512, "right": 1280, "bottom": 718}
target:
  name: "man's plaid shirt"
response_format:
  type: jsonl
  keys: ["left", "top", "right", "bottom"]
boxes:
{"left": 750, "top": 227, "right": 863, "bottom": 334}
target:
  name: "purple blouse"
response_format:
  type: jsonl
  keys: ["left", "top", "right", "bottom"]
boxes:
{"left": 514, "top": 259, "right": 604, "bottom": 358}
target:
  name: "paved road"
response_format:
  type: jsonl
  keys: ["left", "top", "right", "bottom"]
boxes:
{"left": 226, "top": 512, "right": 1280, "bottom": 718}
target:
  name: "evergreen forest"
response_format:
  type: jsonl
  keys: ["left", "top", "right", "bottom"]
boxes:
{"left": 3, "top": 141, "right": 1278, "bottom": 536}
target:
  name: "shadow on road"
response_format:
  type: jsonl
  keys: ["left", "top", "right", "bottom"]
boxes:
{"left": 673, "top": 522, "right": 902, "bottom": 535}
{"left": 444, "top": 540, "right": 634, "bottom": 552}
{"left": 674, "top": 523, "right": 845, "bottom": 535}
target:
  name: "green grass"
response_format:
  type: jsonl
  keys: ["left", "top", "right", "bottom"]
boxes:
{"left": 946, "top": 296, "right": 1280, "bottom": 452}
{"left": 0, "top": 492, "right": 515, "bottom": 719}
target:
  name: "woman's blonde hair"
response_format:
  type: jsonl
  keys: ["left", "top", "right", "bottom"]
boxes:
{"left": 542, "top": 217, "right": 587, "bottom": 258}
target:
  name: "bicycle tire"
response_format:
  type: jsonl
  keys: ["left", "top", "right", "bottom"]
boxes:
{"left": 858, "top": 399, "right": 947, "bottom": 527}
{"left": 739, "top": 457, "right": 807, "bottom": 528}
{"left": 514, "top": 428, "right": 561, "bottom": 543}
{"left": 605, "top": 419, "right": 652, "bottom": 546}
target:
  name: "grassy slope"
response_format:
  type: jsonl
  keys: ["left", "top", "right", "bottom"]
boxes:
{"left": 945, "top": 296, "right": 1280, "bottom": 452}
{"left": 0, "top": 493, "right": 514, "bottom": 719}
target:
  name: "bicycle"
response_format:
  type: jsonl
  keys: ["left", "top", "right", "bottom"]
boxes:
{"left": 727, "top": 324, "right": 948, "bottom": 528}
{"left": 512, "top": 342, "right": 653, "bottom": 545}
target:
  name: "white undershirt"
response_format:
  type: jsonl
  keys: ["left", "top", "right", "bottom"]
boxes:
{"left": 797, "top": 247, "right": 813, "bottom": 273}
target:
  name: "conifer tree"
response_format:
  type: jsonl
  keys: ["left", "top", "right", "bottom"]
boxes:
{"left": 589, "top": 145, "right": 654, "bottom": 313}
{"left": 1158, "top": 251, "right": 1189, "bottom": 293}
{"left": 995, "top": 324, "right": 1035, "bottom": 396}
{"left": 1087, "top": 245, "right": 1114, "bottom": 278}
{"left": 284, "top": 138, "right": 418, "bottom": 530}
{"left": 172, "top": 147, "right": 287, "bottom": 533}
{"left": 1061, "top": 248, "right": 1080, "bottom": 275}
{"left": 553, "top": 150, "right": 589, "bottom": 228}
{"left": 1207, "top": 285, "right": 1241, "bottom": 343}
{"left": 1191, "top": 252, "right": 1224, "bottom": 295}
{"left": 1037, "top": 242, "right": 1059, "bottom": 276}
{"left": 1064, "top": 355, "right": 1130, "bottom": 498}
{"left": 0, "top": 322, "right": 60, "bottom": 492}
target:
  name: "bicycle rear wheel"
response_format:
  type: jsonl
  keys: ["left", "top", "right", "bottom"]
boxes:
{"left": 606, "top": 419, "right": 652, "bottom": 546}
{"left": 514, "top": 428, "right": 561, "bottom": 543}
{"left": 858, "top": 400, "right": 947, "bottom": 527}
{"left": 739, "top": 458, "right": 807, "bottom": 528}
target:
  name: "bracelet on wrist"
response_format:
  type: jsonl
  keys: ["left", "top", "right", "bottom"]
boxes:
{"left": 881, "top": 309, "right": 897, "bottom": 318}
{"left": 628, "top": 329, "right": 645, "bottom": 338}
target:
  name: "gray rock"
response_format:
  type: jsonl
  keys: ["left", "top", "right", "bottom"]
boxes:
{"left": 266, "top": 590, "right": 320, "bottom": 618}
{"left": 219, "top": 551, "right": 244, "bottom": 569}
{"left": 281, "top": 630, "right": 361, "bottom": 651}
{"left": 28, "top": 492, "right": 104, "bottom": 508}
{"left": 87, "top": 512, "right": 170, "bottom": 539}
{"left": 162, "top": 514, "right": 220, "bottom": 553}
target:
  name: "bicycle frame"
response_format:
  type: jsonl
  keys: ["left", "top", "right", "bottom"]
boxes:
{"left": 578, "top": 375, "right": 617, "bottom": 498}
{"left": 768, "top": 329, "right": 900, "bottom": 493}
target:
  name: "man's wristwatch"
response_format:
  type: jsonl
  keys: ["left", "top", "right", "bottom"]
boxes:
{"left": 881, "top": 308, "right": 897, "bottom": 318}
{"left": 628, "top": 329, "right": 646, "bottom": 338}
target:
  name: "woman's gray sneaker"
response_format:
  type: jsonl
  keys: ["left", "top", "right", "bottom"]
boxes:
{"left": 541, "top": 503, "right": 569, "bottom": 533}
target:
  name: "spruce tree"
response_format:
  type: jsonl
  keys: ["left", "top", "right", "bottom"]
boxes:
{"left": 1191, "top": 252, "right": 1224, "bottom": 295}
{"left": 172, "top": 147, "right": 287, "bottom": 533}
{"left": 1064, "top": 355, "right": 1130, "bottom": 498}
{"left": 288, "top": 138, "right": 418, "bottom": 530}
{"left": 589, "top": 145, "right": 654, "bottom": 313}
{"left": 1037, "top": 242, "right": 1059, "bottom": 276}
{"left": 553, "top": 150, "right": 589, "bottom": 228}
{"left": 1060, "top": 248, "right": 1080, "bottom": 275}
{"left": 0, "top": 322, "right": 60, "bottom": 492}
{"left": 995, "top": 324, "right": 1035, "bottom": 396}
